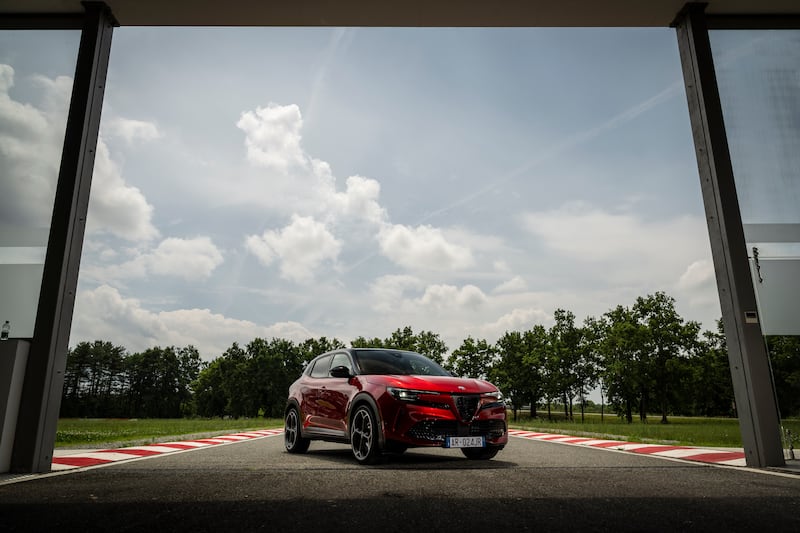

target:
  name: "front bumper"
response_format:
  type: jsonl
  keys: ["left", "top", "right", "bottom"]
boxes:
{"left": 379, "top": 395, "right": 508, "bottom": 447}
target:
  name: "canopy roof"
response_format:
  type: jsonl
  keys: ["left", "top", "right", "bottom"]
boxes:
{"left": 4, "top": 0, "right": 800, "bottom": 27}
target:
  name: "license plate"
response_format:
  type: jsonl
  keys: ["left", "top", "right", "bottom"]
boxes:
{"left": 445, "top": 436, "right": 485, "bottom": 448}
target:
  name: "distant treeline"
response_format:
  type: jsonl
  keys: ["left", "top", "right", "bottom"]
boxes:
{"left": 60, "top": 291, "right": 800, "bottom": 421}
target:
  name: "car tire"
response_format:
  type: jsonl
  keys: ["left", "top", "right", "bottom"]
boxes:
{"left": 284, "top": 407, "right": 310, "bottom": 454}
{"left": 461, "top": 445, "right": 502, "bottom": 460}
{"left": 350, "top": 404, "right": 381, "bottom": 464}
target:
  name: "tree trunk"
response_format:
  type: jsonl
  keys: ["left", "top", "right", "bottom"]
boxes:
{"left": 639, "top": 387, "right": 648, "bottom": 423}
{"left": 600, "top": 387, "right": 605, "bottom": 422}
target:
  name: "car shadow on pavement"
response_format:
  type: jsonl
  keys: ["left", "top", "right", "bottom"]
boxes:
{"left": 303, "top": 446, "right": 517, "bottom": 469}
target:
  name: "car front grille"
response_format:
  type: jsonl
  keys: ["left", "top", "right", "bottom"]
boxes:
{"left": 454, "top": 395, "right": 480, "bottom": 422}
{"left": 407, "top": 419, "right": 507, "bottom": 443}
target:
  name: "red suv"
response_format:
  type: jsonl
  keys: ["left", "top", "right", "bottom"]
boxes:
{"left": 284, "top": 348, "right": 508, "bottom": 464}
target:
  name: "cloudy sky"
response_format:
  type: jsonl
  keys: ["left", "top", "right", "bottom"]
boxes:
{"left": 1, "top": 26, "right": 722, "bottom": 360}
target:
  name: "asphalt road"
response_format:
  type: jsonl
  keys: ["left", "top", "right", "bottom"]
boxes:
{"left": 1, "top": 435, "right": 798, "bottom": 532}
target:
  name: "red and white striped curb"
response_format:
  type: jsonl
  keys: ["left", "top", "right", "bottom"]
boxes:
{"left": 509, "top": 429, "right": 747, "bottom": 466}
{"left": 50, "top": 428, "right": 747, "bottom": 471}
{"left": 51, "top": 429, "right": 284, "bottom": 471}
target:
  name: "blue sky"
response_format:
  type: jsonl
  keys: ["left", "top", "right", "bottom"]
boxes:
{"left": 1, "top": 27, "right": 721, "bottom": 359}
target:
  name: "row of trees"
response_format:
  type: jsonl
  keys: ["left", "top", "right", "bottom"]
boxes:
{"left": 60, "top": 291, "right": 800, "bottom": 421}
{"left": 61, "top": 343, "right": 202, "bottom": 418}
{"left": 488, "top": 293, "right": 735, "bottom": 423}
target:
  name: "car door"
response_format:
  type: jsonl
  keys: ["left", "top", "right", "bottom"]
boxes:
{"left": 303, "top": 354, "right": 332, "bottom": 431}
{"left": 320, "top": 351, "right": 357, "bottom": 434}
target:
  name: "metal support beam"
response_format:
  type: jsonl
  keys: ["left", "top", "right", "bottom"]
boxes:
{"left": 673, "top": 3, "right": 784, "bottom": 468}
{"left": 10, "top": 2, "right": 115, "bottom": 474}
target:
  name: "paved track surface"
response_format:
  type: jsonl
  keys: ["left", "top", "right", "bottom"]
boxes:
{"left": 1, "top": 434, "right": 798, "bottom": 532}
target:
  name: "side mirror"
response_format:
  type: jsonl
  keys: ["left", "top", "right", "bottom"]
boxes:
{"left": 329, "top": 365, "right": 352, "bottom": 379}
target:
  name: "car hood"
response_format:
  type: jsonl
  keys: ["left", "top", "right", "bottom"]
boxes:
{"left": 364, "top": 374, "right": 498, "bottom": 394}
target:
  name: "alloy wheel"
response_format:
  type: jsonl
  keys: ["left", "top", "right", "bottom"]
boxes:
{"left": 351, "top": 406, "right": 377, "bottom": 463}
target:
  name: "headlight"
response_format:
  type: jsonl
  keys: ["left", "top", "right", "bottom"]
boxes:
{"left": 482, "top": 390, "right": 504, "bottom": 404}
{"left": 387, "top": 387, "right": 440, "bottom": 402}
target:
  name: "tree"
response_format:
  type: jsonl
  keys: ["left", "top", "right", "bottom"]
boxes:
{"left": 352, "top": 327, "right": 448, "bottom": 365}
{"left": 61, "top": 340, "right": 127, "bottom": 417}
{"left": 448, "top": 336, "right": 495, "bottom": 379}
{"left": 690, "top": 320, "right": 735, "bottom": 417}
{"left": 175, "top": 346, "right": 202, "bottom": 416}
{"left": 414, "top": 330, "right": 449, "bottom": 365}
{"left": 522, "top": 325, "right": 549, "bottom": 418}
{"left": 576, "top": 317, "right": 601, "bottom": 422}
{"left": 548, "top": 309, "right": 583, "bottom": 420}
{"left": 193, "top": 358, "right": 228, "bottom": 417}
{"left": 491, "top": 329, "right": 546, "bottom": 420}
{"left": 597, "top": 305, "right": 642, "bottom": 423}
{"left": 491, "top": 331, "right": 525, "bottom": 420}
{"left": 350, "top": 336, "right": 385, "bottom": 348}
{"left": 125, "top": 346, "right": 195, "bottom": 418}
{"left": 633, "top": 292, "right": 700, "bottom": 424}
{"left": 386, "top": 326, "right": 417, "bottom": 351}
{"left": 300, "top": 337, "right": 346, "bottom": 366}
{"left": 767, "top": 335, "right": 800, "bottom": 417}
{"left": 216, "top": 342, "right": 252, "bottom": 417}
{"left": 248, "top": 337, "right": 305, "bottom": 418}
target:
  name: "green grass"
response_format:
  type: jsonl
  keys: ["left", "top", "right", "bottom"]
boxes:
{"left": 56, "top": 418, "right": 284, "bottom": 448}
{"left": 57, "top": 414, "right": 800, "bottom": 450}
{"left": 508, "top": 412, "right": 800, "bottom": 448}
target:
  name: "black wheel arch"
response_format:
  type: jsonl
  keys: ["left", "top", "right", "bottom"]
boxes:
{"left": 348, "top": 393, "right": 385, "bottom": 449}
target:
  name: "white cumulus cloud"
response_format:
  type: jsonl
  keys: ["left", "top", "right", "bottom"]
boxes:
{"left": 86, "top": 236, "right": 223, "bottom": 282}
{"left": 331, "top": 175, "right": 388, "bottom": 225}
{"left": 70, "top": 284, "right": 313, "bottom": 358}
{"left": 378, "top": 224, "right": 474, "bottom": 272}
{"left": 0, "top": 65, "right": 69, "bottom": 227}
{"left": 521, "top": 201, "right": 710, "bottom": 284}
{"left": 482, "top": 307, "right": 551, "bottom": 337}
{"left": 678, "top": 259, "right": 715, "bottom": 289}
{"left": 143, "top": 237, "right": 224, "bottom": 279}
{"left": 0, "top": 64, "right": 159, "bottom": 242}
{"left": 417, "top": 284, "right": 487, "bottom": 311}
{"left": 493, "top": 276, "right": 528, "bottom": 294}
{"left": 88, "top": 139, "right": 160, "bottom": 242}
{"left": 245, "top": 215, "right": 342, "bottom": 283}
{"left": 368, "top": 274, "right": 424, "bottom": 312}
{"left": 236, "top": 103, "right": 306, "bottom": 171}
{"left": 103, "top": 116, "right": 162, "bottom": 144}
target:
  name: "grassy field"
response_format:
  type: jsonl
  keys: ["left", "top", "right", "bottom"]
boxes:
{"left": 56, "top": 418, "right": 283, "bottom": 448}
{"left": 56, "top": 414, "right": 800, "bottom": 449}
{"left": 508, "top": 412, "right": 800, "bottom": 448}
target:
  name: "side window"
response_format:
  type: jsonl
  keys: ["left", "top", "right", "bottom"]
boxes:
{"left": 329, "top": 352, "right": 353, "bottom": 376}
{"left": 310, "top": 354, "right": 332, "bottom": 378}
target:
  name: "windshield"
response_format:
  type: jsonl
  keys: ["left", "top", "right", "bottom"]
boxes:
{"left": 354, "top": 350, "right": 450, "bottom": 376}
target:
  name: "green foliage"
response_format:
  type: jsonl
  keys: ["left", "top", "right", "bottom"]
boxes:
{"left": 62, "top": 294, "right": 800, "bottom": 424}
{"left": 353, "top": 327, "right": 449, "bottom": 365}
{"left": 767, "top": 335, "right": 800, "bottom": 417}
{"left": 192, "top": 338, "right": 307, "bottom": 418}
{"left": 632, "top": 292, "right": 701, "bottom": 424}
{"left": 61, "top": 342, "right": 201, "bottom": 418}
{"left": 447, "top": 336, "right": 495, "bottom": 379}
{"left": 510, "top": 412, "right": 752, "bottom": 447}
